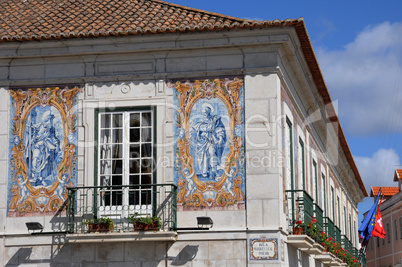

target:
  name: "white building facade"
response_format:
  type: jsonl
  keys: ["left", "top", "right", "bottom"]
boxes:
{"left": 0, "top": 1, "right": 367, "bottom": 266}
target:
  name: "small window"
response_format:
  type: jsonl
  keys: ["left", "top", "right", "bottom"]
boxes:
{"left": 377, "top": 236, "right": 380, "bottom": 247}
{"left": 395, "top": 219, "right": 398, "bottom": 241}
{"left": 387, "top": 223, "right": 390, "bottom": 244}
{"left": 400, "top": 217, "right": 402, "bottom": 239}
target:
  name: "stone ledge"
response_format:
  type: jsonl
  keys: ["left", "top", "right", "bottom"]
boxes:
{"left": 315, "top": 252, "right": 336, "bottom": 264}
{"left": 300, "top": 242, "right": 324, "bottom": 255}
{"left": 287, "top": 234, "right": 315, "bottom": 249}
{"left": 67, "top": 231, "right": 178, "bottom": 243}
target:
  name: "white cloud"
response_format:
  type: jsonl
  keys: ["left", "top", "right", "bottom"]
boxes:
{"left": 354, "top": 148, "right": 400, "bottom": 191}
{"left": 316, "top": 22, "right": 402, "bottom": 136}
{"left": 355, "top": 148, "right": 400, "bottom": 221}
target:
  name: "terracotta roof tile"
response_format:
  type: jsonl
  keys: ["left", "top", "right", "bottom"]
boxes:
{"left": 0, "top": 0, "right": 274, "bottom": 42}
{"left": 370, "top": 186, "right": 399, "bottom": 197}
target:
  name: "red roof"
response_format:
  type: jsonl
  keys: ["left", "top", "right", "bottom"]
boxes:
{"left": 370, "top": 186, "right": 399, "bottom": 198}
{"left": 0, "top": 0, "right": 368, "bottom": 197}
{"left": 0, "top": 0, "right": 297, "bottom": 42}
{"left": 394, "top": 169, "right": 402, "bottom": 181}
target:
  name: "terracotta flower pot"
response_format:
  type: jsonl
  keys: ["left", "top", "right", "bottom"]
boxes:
{"left": 293, "top": 227, "right": 304, "bottom": 235}
{"left": 88, "top": 222, "right": 112, "bottom": 232}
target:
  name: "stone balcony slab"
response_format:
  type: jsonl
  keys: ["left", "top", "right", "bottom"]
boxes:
{"left": 287, "top": 234, "right": 314, "bottom": 249}
{"left": 67, "top": 231, "right": 178, "bottom": 243}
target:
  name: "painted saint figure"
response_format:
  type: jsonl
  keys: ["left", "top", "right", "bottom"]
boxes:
{"left": 25, "top": 110, "right": 62, "bottom": 187}
{"left": 193, "top": 106, "right": 226, "bottom": 180}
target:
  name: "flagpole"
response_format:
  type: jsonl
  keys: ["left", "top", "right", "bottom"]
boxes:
{"left": 357, "top": 187, "right": 383, "bottom": 266}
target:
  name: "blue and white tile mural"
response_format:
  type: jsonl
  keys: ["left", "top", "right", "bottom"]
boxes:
{"left": 7, "top": 86, "right": 81, "bottom": 217}
{"left": 170, "top": 78, "right": 246, "bottom": 210}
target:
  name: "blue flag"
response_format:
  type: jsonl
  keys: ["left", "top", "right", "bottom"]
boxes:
{"left": 358, "top": 190, "right": 381, "bottom": 246}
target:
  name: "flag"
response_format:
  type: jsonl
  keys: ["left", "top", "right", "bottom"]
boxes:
{"left": 371, "top": 199, "right": 386, "bottom": 238}
{"left": 358, "top": 190, "right": 381, "bottom": 247}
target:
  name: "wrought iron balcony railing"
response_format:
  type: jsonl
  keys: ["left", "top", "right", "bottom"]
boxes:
{"left": 66, "top": 183, "right": 177, "bottom": 233}
{"left": 335, "top": 225, "right": 341, "bottom": 244}
{"left": 314, "top": 203, "right": 324, "bottom": 233}
{"left": 342, "top": 235, "right": 353, "bottom": 253}
{"left": 324, "top": 217, "right": 335, "bottom": 241}
{"left": 285, "top": 189, "right": 314, "bottom": 233}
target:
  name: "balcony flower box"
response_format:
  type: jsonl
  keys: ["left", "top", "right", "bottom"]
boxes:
{"left": 128, "top": 214, "right": 161, "bottom": 231}
{"left": 84, "top": 218, "right": 114, "bottom": 233}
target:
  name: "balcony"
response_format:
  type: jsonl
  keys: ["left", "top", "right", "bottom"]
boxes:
{"left": 324, "top": 217, "right": 335, "bottom": 240}
{"left": 286, "top": 189, "right": 365, "bottom": 266}
{"left": 341, "top": 235, "right": 353, "bottom": 253}
{"left": 66, "top": 183, "right": 177, "bottom": 242}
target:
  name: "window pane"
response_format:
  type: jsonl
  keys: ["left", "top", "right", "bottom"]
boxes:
{"left": 130, "top": 159, "right": 140, "bottom": 174}
{"left": 112, "top": 129, "right": 123, "bottom": 143}
{"left": 112, "top": 160, "right": 123, "bottom": 174}
{"left": 100, "top": 145, "right": 111, "bottom": 159}
{"left": 112, "top": 144, "right": 122, "bottom": 159}
{"left": 141, "top": 159, "right": 152, "bottom": 173}
{"left": 100, "top": 160, "right": 111, "bottom": 174}
{"left": 141, "top": 128, "right": 152, "bottom": 142}
{"left": 129, "top": 145, "right": 140, "bottom": 158}
{"left": 142, "top": 112, "right": 151, "bottom": 126}
{"left": 141, "top": 190, "right": 151, "bottom": 204}
{"left": 113, "top": 113, "right": 122, "bottom": 128}
{"left": 130, "top": 113, "right": 140, "bottom": 127}
{"left": 130, "top": 175, "right": 140, "bottom": 185}
{"left": 130, "top": 128, "right": 140, "bottom": 143}
{"left": 100, "top": 130, "right": 111, "bottom": 143}
{"left": 112, "top": 175, "right": 122, "bottom": 186}
{"left": 100, "top": 175, "right": 111, "bottom": 186}
{"left": 101, "top": 114, "right": 111, "bottom": 128}
{"left": 141, "top": 175, "right": 152, "bottom": 185}
{"left": 128, "top": 189, "right": 139, "bottom": 205}
{"left": 111, "top": 191, "right": 123, "bottom": 205}
{"left": 141, "top": 143, "right": 152, "bottom": 157}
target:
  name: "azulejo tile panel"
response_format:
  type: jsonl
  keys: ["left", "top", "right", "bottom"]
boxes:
{"left": 170, "top": 78, "right": 246, "bottom": 211}
{"left": 7, "top": 86, "right": 81, "bottom": 217}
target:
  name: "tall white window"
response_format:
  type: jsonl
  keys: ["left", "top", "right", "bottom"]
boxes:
{"left": 312, "top": 160, "right": 318, "bottom": 203}
{"left": 321, "top": 173, "right": 326, "bottom": 215}
{"left": 298, "top": 138, "right": 305, "bottom": 190}
{"left": 285, "top": 117, "right": 293, "bottom": 192}
{"left": 98, "top": 109, "right": 154, "bottom": 216}
{"left": 331, "top": 186, "right": 335, "bottom": 221}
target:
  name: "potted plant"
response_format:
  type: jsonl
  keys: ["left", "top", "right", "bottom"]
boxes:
{"left": 293, "top": 220, "right": 305, "bottom": 235}
{"left": 83, "top": 217, "right": 114, "bottom": 232}
{"left": 128, "top": 213, "right": 161, "bottom": 231}
{"left": 307, "top": 217, "right": 319, "bottom": 240}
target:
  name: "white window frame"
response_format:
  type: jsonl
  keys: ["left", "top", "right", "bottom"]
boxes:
{"left": 97, "top": 108, "right": 155, "bottom": 218}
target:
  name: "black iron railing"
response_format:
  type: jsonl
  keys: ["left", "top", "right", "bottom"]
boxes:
{"left": 285, "top": 189, "right": 314, "bottom": 233}
{"left": 67, "top": 183, "right": 177, "bottom": 233}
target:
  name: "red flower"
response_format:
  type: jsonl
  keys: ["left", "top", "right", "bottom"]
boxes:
{"left": 343, "top": 253, "right": 346, "bottom": 257}
{"left": 329, "top": 237, "right": 332, "bottom": 241}
{"left": 296, "top": 221, "right": 303, "bottom": 225}
{"left": 311, "top": 218, "right": 317, "bottom": 223}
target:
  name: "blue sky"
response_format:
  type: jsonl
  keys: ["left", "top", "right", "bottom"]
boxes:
{"left": 169, "top": 0, "right": 402, "bottom": 224}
